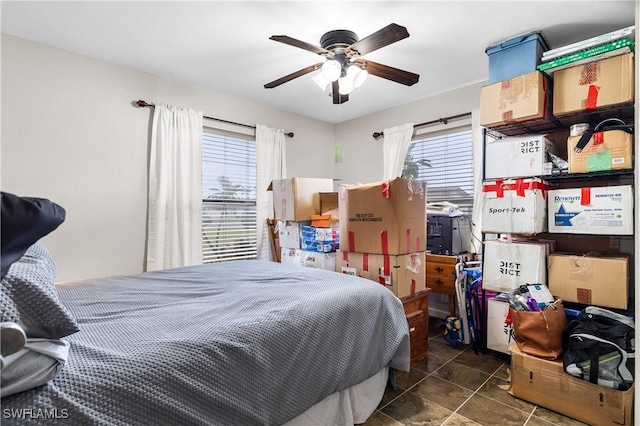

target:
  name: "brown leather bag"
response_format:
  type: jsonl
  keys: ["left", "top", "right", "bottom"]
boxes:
{"left": 510, "top": 299, "right": 567, "bottom": 360}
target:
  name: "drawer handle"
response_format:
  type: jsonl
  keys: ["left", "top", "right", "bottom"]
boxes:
{"left": 435, "top": 266, "right": 444, "bottom": 273}
{"left": 409, "top": 327, "right": 416, "bottom": 332}
{"left": 436, "top": 279, "right": 444, "bottom": 286}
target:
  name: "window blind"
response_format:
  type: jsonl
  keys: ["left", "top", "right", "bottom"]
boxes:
{"left": 403, "top": 128, "right": 474, "bottom": 215}
{"left": 202, "top": 130, "right": 257, "bottom": 263}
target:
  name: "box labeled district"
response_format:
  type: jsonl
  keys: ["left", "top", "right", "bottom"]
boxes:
{"left": 484, "top": 134, "right": 558, "bottom": 179}
{"left": 482, "top": 240, "right": 547, "bottom": 293}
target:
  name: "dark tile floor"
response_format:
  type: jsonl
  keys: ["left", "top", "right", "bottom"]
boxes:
{"left": 362, "top": 318, "right": 588, "bottom": 426}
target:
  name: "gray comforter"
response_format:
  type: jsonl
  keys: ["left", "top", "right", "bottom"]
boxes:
{"left": 1, "top": 260, "right": 410, "bottom": 425}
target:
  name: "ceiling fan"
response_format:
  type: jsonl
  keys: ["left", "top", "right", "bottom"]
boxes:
{"left": 264, "top": 23, "right": 420, "bottom": 104}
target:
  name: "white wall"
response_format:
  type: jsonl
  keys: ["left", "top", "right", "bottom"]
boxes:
{"left": 2, "top": 34, "right": 485, "bottom": 283}
{"left": 335, "top": 82, "right": 484, "bottom": 186}
{"left": 1, "top": 35, "right": 336, "bottom": 282}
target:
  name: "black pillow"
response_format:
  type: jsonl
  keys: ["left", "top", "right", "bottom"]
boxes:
{"left": 1, "top": 192, "right": 66, "bottom": 280}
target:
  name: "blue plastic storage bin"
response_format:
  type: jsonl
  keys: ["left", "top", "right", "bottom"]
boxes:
{"left": 486, "top": 31, "right": 550, "bottom": 83}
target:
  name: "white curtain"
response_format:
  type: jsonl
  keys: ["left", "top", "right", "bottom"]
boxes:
{"left": 382, "top": 122, "right": 414, "bottom": 180}
{"left": 146, "top": 104, "right": 203, "bottom": 271}
{"left": 256, "top": 124, "right": 287, "bottom": 261}
{"left": 470, "top": 109, "right": 484, "bottom": 255}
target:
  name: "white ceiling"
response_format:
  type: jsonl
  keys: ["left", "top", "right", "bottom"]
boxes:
{"left": 1, "top": 1, "right": 635, "bottom": 124}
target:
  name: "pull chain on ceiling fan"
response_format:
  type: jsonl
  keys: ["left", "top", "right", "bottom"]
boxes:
{"left": 264, "top": 23, "right": 420, "bottom": 104}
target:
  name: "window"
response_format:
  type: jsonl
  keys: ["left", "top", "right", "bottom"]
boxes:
{"left": 202, "top": 129, "right": 257, "bottom": 262}
{"left": 403, "top": 127, "right": 474, "bottom": 215}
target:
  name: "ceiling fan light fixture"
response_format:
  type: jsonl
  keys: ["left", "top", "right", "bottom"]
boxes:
{"left": 338, "top": 75, "right": 355, "bottom": 95}
{"left": 347, "top": 65, "right": 368, "bottom": 89}
{"left": 321, "top": 59, "right": 341, "bottom": 82}
{"left": 322, "top": 59, "right": 342, "bottom": 82}
{"left": 312, "top": 73, "right": 330, "bottom": 91}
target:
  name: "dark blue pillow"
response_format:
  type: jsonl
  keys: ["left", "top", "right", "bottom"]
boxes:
{"left": 1, "top": 192, "right": 66, "bottom": 280}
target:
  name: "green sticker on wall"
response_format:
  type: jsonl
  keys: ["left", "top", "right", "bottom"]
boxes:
{"left": 334, "top": 144, "right": 342, "bottom": 163}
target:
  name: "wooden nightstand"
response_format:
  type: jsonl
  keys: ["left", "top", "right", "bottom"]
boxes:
{"left": 400, "top": 289, "right": 430, "bottom": 366}
{"left": 426, "top": 253, "right": 474, "bottom": 317}
{"left": 425, "top": 254, "right": 457, "bottom": 316}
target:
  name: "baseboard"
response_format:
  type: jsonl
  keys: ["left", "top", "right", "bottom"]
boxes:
{"left": 428, "top": 306, "right": 450, "bottom": 319}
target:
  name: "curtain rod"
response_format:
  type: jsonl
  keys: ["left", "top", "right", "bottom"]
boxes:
{"left": 372, "top": 112, "right": 471, "bottom": 139}
{"left": 135, "top": 100, "right": 294, "bottom": 138}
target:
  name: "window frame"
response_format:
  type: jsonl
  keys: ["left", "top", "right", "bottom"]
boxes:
{"left": 201, "top": 127, "right": 258, "bottom": 263}
{"left": 403, "top": 124, "right": 475, "bottom": 215}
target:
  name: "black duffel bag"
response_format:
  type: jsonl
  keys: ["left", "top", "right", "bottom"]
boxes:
{"left": 563, "top": 306, "right": 635, "bottom": 390}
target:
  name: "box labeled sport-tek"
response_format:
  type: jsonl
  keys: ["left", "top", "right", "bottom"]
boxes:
{"left": 338, "top": 178, "right": 426, "bottom": 255}
{"left": 481, "top": 178, "right": 553, "bottom": 235}
{"left": 484, "top": 134, "right": 559, "bottom": 179}
{"left": 547, "top": 185, "right": 633, "bottom": 235}
{"left": 508, "top": 344, "right": 634, "bottom": 426}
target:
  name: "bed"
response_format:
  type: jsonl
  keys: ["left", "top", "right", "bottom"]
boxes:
{"left": 1, "top": 249, "right": 410, "bottom": 425}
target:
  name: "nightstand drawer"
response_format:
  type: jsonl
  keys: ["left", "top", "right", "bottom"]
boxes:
{"left": 426, "top": 254, "right": 459, "bottom": 265}
{"left": 425, "top": 262, "right": 456, "bottom": 277}
{"left": 426, "top": 275, "right": 456, "bottom": 295}
{"left": 400, "top": 289, "right": 430, "bottom": 316}
{"left": 406, "top": 309, "right": 428, "bottom": 365}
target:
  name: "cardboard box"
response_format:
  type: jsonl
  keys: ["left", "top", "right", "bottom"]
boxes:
{"left": 485, "top": 31, "right": 549, "bottom": 84}
{"left": 481, "top": 178, "right": 553, "bottom": 234}
{"left": 338, "top": 178, "right": 426, "bottom": 255}
{"left": 280, "top": 248, "right": 336, "bottom": 271}
{"left": 553, "top": 52, "right": 634, "bottom": 116}
{"left": 483, "top": 240, "right": 547, "bottom": 293}
{"left": 301, "top": 225, "right": 339, "bottom": 242}
{"left": 568, "top": 130, "right": 633, "bottom": 173}
{"left": 319, "top": 192, "right": 338, "bottom": 214}
{"left": 486, "top": 298, "right": 514, "bottom": 355}
{"left": 548, "top": 185, "right": 634, "bottom": 235}
{"left": 508, "top": 344, "right": 634, "bottom": 426}
{"left": 480, "top": 71, "right": 551, "bottom": 127}
{"left": 548, "top": 252, "right": 629, "bottom": 309}
{"left": 337, "top": 250, "right": 426, "bottom": 298}
{"left": 268, "top": 178, "right": 334, "bottom": 221}
{"left": 311, "top": 214, "right": 334, "bottom": 228}
{"left": 277, "top": 220, "right": 310, "bottom": 249}
{"left": 484, "top": 134, "right": 559, "bottom": 179}
{"left": 300, "top": 225, "right": 339, "bottom": 252}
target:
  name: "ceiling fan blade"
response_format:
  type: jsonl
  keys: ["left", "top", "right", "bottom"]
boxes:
{"left": 264, "top": 63, "right": 323, "bottom": 89}
{"left": 345, "top": 23, "right": 409, "bottom": 57}
{"left": 269, "top": 35, "right": 330, "bottom": 56}
{"left": 332, "top": 81, "right": 349, "bottom": 104}
{"left": 354, "top": 59, "right": 419, "bottom": 86}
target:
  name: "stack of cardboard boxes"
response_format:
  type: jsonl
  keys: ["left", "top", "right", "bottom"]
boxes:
{"left": 480, "top": 29, "right": 635, "bottom": 425}
{"left": 335, "top": 177, "right": 427, "bottom": 299}
{"left": 269, "top": 178, "right": 338, "bottom": 270}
